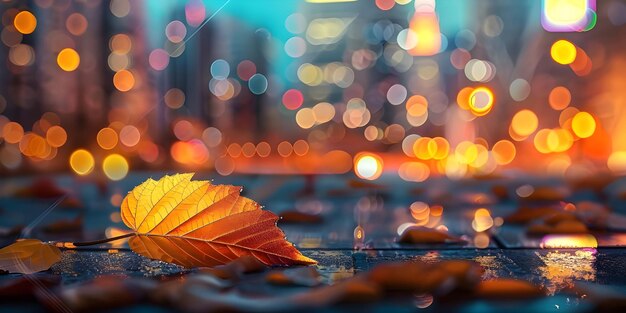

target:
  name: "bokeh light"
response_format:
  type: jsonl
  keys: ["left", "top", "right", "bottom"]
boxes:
{"left": 119, "top": 125, "right": 140, "bottom": 147}
{"left": 285, "top": 36, "right": 307, "bottom": 58}
{"left": 237, "top": 60, "right": 256, "bottom": 81}
{"left": 0, "top": 1, "right": 620, "bottom": 192}
{"left": 293, "top": 140, "right": 309, "bottom": 156}
{"left": 57, "top": 48, "right": 80, "bottom": 71}
{"left": 110, "top": 0, "right": 131, "bottom": 18}
{"left": 492, "top": 140, "right": 516, "bottom": 165}
{"left": 375, "top": 0, "right": 395, "bottom": 10}
{"left": 511, "top": 109, "right": 538, "bottom": 137}
{"left": 45, "top": 126, "right": 67, "bottom": 148}
{"left": 608, "top": 151, "right": 626, "bottom": 174}
{"left": 201, "top": 127, "right": 222, "bottom": 148}
{"left": 66, "top": 13, "right": 88, "bottom": 36}
{"left": 282, "top": 89, "right": 304, "bottom": 110}
{"left": 174, "top": 120, "right": 194, "bottom": 141}
{"left": 165, "top": 20, "right": 187, "bottom": 43}
{"left": 277, "top": 141, "right": 293, "bottom": 157}
{"left": 19, "top": 133, "right": 50, "bottom": 159}
{"left": 69, "top": 149, "right": 95, "bottom": 175}
{"left": 354, "top": 152, "right": 383, "bottom": 180}
{"left": 509, "top": 78, "right": 530, "bottom": 101}
{"left": 256, "top": 142, "right": 271, "bottom": 157}
{"left": 113, "top": 70, "right": 135, "bottom": 91}
{"left": 110, "top": 34, "right": 132, "bottom": 54}
{"left": 211, "top": 59, "right": 230, "bottom": 80}
{"left": 2, "top": 122, "right": 24, "bottom": 144}
{"left": 468, "top": 87, "right": 494, "bottom": 116}
{"left": 398, "top": 162, "right": 430, "bottom": 182}
{"left": 296, "top": 108, "right": 316, "bottom": 129}
{"left": 571, "top": 111, "right": 596, "bottom": 138}
{"left": 549, "top": 86, "right": 571, "bottom": 110}
{"left": 542, "top": 0, "right": 596, "bottom": 32}
{"left": 13, "top": 11, "right": 37, "bottom": 35}
{"left": 387, "top": 84, "right": 408, "bottom": 105}
{"left": 149, "top": 49, "right": 169, "bottom": 71}
{"left": 164, "top": 88, "right": 185, "bottom": 109}
{"left": 550, "top": 40, "right": 577, "bottom": 65}
{"left": 102, "top": 154, "right": 129, "bottom": 181}
{"left": 312, "top": 102, "right": 335, "bottom": 124}
{"left": 248, "top": 73, "right": 268, "bottom": 95}
{"left": 472, "top": 208, "right": 493, "bottom": 232}
{"left": 407, "top": 1, "right": 441, "bottom": 56}
{"left": 171, "top": 140, "right": 209, "bottom": 165}
{"left": 97, "top": 128, "right": 118, "bottom": 150}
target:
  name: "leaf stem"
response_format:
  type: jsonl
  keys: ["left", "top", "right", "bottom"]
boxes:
{"left": 72, "top": 233, "right": 135, "bottom": 246}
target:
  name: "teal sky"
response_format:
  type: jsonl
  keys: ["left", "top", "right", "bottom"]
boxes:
{"left": 144, "top": 0, "right": 470, "bottom": 81}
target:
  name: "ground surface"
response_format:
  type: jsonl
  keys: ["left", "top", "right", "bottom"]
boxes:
{"left": 2, "top": 172, "right": 626, "bottom": 312}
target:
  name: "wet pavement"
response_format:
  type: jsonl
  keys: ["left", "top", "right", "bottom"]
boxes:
{"left": 2, "top": 172, "right": 626, "bottom": 312}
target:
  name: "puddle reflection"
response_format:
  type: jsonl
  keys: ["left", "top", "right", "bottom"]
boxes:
{"left": 537, "top": 250, "right": 596, "bottom": 295}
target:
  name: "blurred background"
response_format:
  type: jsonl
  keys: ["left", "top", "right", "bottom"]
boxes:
{"left": 0, "top": 0, "right": 625, "bottom": 182}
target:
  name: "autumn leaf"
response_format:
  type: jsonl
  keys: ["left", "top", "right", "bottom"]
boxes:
{"left": 120, "top": 173, "right": 316, "bottom": 267}
{"left": 398, "top": 226, "right": 464, "bottom": 244}
{"left": 0, "top": 239, "right": 61, "bottom": 274}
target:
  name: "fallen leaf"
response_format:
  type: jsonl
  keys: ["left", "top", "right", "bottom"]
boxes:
{"left": 543, "top": 212, "right": 579, "bottom": 225}
{"left": 175, "top": 275, "right": 381, "bottom": 313}
{"left": 59, "top": 196, "right": 83, "bottom": 209}
{"left": 38, "top": 275, "right": 157, "bottom": 312}
{"left": 519, "top": 186, "right": 569, "bottom": 202}
{"left": 42, "top": 216, "right": 82, "bottom": 233}
{"left": 291, "top": 275, "right": 381, "bottom": 304}
{"left": 151, "top": 273, "right": 231, "bottom": 307}
{"left": 13, "top": 178, "right": 82, "bottom": 208}
{"left": 0, "top": 225, "right": 24, "bottom": 238}
{"left": 14, "top": 178, "right": 66, "bottom": 199}
{"left": 120, "top": 173, "right": 316, "bottom": 268}
{"left": 398, "top": 226, "right": 464, "bottom": 244}
{"left": 473, "top": 173, "right": 506, "bottom": 180}
{"left": 0, "top": 239, "right": 62, "bottom": 274}
{"left": 326, "top": 188, "right": 352, "bottom": 197}
{"left": 573, "top": 201, "right": 609, "bottom": 228}
{"left": 368, "top": 261, "right": 439, "bottom": 292}
{"left": 0, "top": 273, "right": 60, "bottom": 300}
{"left": 567, "top": 175, "right": 615, "bottom": 194}
{"left": 474, "top": 279, "right": 544, "bottom": 299}
{"left": 347, "top": 179, "right": 383, "bottom": 189}
{"left": 437, "top": 260, "right": 484, "bottom": 290}
{"left": 199, "top": 255, "right": 267, "bottom": 280}
{"left": 367, "top": 260, "right": 481, "bottom": 295}
{"left": 279, "top": 211, "right": 323, "bottom": 224}
{"left": 491, "top": 184, "right": 509, "bottom": 200}
{"left": 569, "top": 282, "right": 626, "bottom": 311}
{"left": 266, "top": 267, "right": 322, "bottom": 287}
{"left": 527, "top": 219, "right": 589, "bottom": 236}
{"left": 526, "top": 211, "right": 589, "bottom": 236}
{"left": 504, "top": 207, "right": 561, "bottom": 224}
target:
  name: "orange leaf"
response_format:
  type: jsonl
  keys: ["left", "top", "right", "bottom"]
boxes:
{"left": 0, "top": 239, "right": 62, "bottom": 274}
{"left": 121, "top": 173, "right": 316, "bottom": 267}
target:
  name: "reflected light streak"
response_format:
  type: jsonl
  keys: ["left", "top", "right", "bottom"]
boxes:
{"left": 537, "top": 250, "right": 596, "bottom": 295}
{"left": 540, "top": 234, "right": 598, "bottom": 248}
